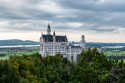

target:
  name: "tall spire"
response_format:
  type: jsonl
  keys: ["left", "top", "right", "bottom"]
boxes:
{"left": 47, "top": 24, "right": 51, "bottom": 35}
{"left": 48, "top": 23, "right": 50, "bottom": 29}
{"left": 53, "top": 30, "right": 55, "bottom": 36}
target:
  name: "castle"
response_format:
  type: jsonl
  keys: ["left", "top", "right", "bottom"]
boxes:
{"left": 40, "top": 24, "right": 86, "bottom": 62}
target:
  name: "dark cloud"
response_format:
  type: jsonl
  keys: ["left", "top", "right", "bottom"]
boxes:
{"left": 56, "top": 0, "right": 125, "bottom": 12}
{"left": 0, "top": 0, "right": 125, "bottom": 34}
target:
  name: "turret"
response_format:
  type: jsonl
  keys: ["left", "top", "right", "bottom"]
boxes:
{"left": 53, "top": 30, "right": 56, "bottom": 56}
{"left": 53, "top": 30, "right": 56, "bottom": 42}
{"left": 53, "top": 30, "right": 55, "bottom": 36}
{"left": 81, "top": 35, "right": 86, "bottom": 49}
{"left": 47, "top": 24, "right": 51, "bottom": 35}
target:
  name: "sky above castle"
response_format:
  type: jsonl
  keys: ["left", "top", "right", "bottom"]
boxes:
{"left": 0, "top": 0, "right": 125, "bottom": 43}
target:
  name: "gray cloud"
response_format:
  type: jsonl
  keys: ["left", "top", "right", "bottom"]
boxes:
{"left": 0, "top": 0, "right": 125, "bottom": 42}
{"left": 56, "top": 0, "right": 125, "bottom": 12}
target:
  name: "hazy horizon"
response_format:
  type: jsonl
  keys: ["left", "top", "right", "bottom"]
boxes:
{"left": 1, "top": 38, "right": 125, "bottom": 43}
{"left": 0, "top": 0, "right": 125, "bottom": 43}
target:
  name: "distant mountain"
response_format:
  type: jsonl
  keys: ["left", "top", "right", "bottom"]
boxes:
{"left": 69, "top": 42, "right": 125, "bottom": 47}
{"left": 86, "top": 42, "right": 125, "bottom": 47}
{"left": 1, "top": 39, "right": 125, "bottom": 47}
{"left": 0, "top": 39, "right": 39, "bottom": 46}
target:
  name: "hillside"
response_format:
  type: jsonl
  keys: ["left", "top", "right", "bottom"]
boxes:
{"left": 0, "top": 48, "right": 125, "bottom": 83}
{"left": 69, "top": 42, "right": 125, "bottom": 48}
{"left": 1, "top": 39, "right": 125, "bottom": 48}
{"left": 0, "top": 39, "right": 39, "bottom": 46}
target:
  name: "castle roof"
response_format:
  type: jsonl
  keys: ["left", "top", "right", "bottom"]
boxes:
{"left": 66, "top": 45, "right": 82, "bottom": 49}
{"left": 42, "top": 35, "right": 68, "bottom": 42}
{"left": 42, "top": 35, "right": 53, "bottom": 42}
{"left": 71, "top": 46, "right": 82, "bottom": 48}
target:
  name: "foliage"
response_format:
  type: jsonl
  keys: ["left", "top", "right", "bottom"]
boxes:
{"left": 0, "top": 60, "right": 19, "bottom": 83}
{"left": 0, "top": 48, "right": 125, "bottom": 83}
{"left": 0, "top": 53, "right": 71, "bottom": 83}
{"left": 70, "top": 48, "right": 125, "bottom": 83}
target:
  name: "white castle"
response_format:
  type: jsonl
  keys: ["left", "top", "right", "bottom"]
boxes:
{"left": 40, "top": 24, "right": 86, "bottom": 62}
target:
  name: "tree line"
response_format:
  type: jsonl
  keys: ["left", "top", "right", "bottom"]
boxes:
{"left": 0, "top": 48, "right": 125, "bottom": 83}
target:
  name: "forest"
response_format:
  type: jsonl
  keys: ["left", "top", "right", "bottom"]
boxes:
{"left": 0, "top": 48, "right": 125, "bottom": 83}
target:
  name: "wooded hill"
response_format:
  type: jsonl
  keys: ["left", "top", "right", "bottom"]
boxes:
{"left": 0, "top": 48, "right": 125, "bottom": 83}
{"left": 0, "top": 39, "right": 39, "bottom": 46}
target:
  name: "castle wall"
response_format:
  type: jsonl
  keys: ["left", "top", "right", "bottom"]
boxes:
{"left": 40, "top": 25, "right": 86, "bottom": 62}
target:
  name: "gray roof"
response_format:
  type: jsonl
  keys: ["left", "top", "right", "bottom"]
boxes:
{"left": 42, "top": 35, "right": 68, "bottom": 42}
{"left": 71, "top": 46, "right": 82, "bottom": 48}
{"left": 42, "top": 35, "right": 53, "bottom": 42}
{"left": 66, "top": 45, "right": 82, "bottom": 49}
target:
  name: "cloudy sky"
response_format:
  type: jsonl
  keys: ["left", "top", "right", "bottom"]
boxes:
{"left": 0, "top": 0, "right": 125, "bottom": 42}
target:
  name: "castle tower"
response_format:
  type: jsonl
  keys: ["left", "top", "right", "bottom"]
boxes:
{"left": 53, "top": 30, "right": 56, "bottom": 56}
{"left": 47, "top": 24, "right": 51, "bottom": 35}
{"left": 81, "top": 35, "right": 86, "bottom": 49}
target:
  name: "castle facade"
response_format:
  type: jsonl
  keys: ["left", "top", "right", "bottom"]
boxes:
{"left": 40, "top": 24, "right": 86, "bottom": 62}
